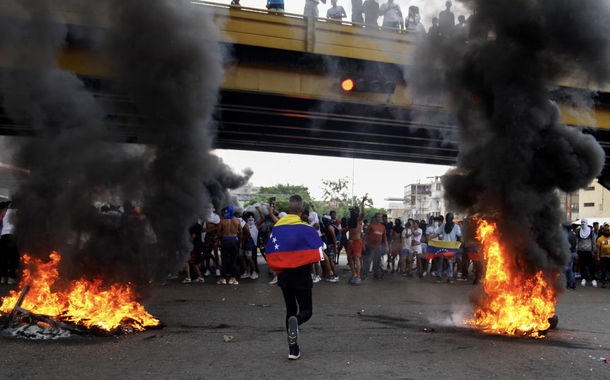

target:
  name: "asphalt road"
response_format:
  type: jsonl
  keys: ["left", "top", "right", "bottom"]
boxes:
{"left": 0, "top": 261, "right": 609, "bottom": 380}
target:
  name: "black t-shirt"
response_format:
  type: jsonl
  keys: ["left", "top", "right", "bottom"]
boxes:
{"left": 278, "top": 264, "right": 313, "bottom": 289}
{"left": 189, "top": 222, "right": 203, "bottom": 252}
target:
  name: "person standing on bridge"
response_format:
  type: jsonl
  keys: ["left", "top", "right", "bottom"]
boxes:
{"left": 304, "top": 0, "right": 327, "bottom": 17}
{"left": 266, "top": 0, "right": 284, "bottom": 12}
{"left": 265, "top": 195, "right": 325, "bottom": 360}
{"left": 439, "top": 1, "right": 455, "bottom": 39}
{"left": 362, "top": 0, "right": 379, "bottom": 26}
{"left": 327, "top": 0, "right": 347, "bottom": 21}
{"left": 351, "top": 0, "right": 364, "bottom": 23}
{"left": 379, "top": 0, "right": 403, "bottom": 29}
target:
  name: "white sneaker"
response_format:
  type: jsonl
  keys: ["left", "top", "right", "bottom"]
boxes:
{"left": 592, "top": 280, "right": 598, "bottom": 288}
{"left": 203, "top": 270, "right": 212, "bottom": 276}
{"left": 240, "top": 273, "right": 250, "bottom": 279}
{"left": 193, "top": 277, "right": 205, "bottom": 283}
{"left": 215, "top": 269, "right": 221, "bottom": 276}
{"left": 313, "top": 275, "right": 321, "bottom": 283}
{"left": 329, "top": 276, "right": 340, "bottom": 283}
{"left": 422, "top": 271, "right": 428, "bottom": 277}
{"left": 575, "top": 272, "right": 582, "bottom": 279}
{"left": 269, "top": 277, "right": 278, "bottom": 285}
{"left": 250, "top": 272, "right": 259, "bottom": 280}
{"left": 0, "top": 277, "right": 6, "bottom": 284}
{"left": 581, "top": 279, "right": 587, "bottom": 286}
{"left": 182, "top": 278, "right": 192, "bottom": 284}
{"left": 7, "top": 277, "right": 16, "bottom": 285}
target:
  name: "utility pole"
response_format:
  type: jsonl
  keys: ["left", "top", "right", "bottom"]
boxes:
{"left": 352, "top": 158, "right": 355, "bottom": 205}
{"left": 418, "top": 179, "right": 421, "bottom": 220}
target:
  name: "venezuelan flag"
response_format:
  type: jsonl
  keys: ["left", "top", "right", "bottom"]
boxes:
{"left": 266, "top": 214, "right": 324, "bottom": 275}
{"left": 425, "top": 239, "right": 462, "bottom": 260}
{"left": 467, "top": 245, "right": 484, "bottom": 261}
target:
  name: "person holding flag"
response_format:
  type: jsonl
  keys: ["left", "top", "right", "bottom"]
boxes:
{"left": 265, "top": 195, "right": 325, "bottom": 360}
{"left": 427, "top": 212, "right": 462, "bottom": 284}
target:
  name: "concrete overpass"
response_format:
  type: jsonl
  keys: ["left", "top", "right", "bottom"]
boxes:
{"left": 1, "top": 1, "right": 610, "bottom": 180}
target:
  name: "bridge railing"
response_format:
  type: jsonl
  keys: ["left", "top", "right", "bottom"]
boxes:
{"left": 194, "top": 1, "right": 419, "bottom": 65}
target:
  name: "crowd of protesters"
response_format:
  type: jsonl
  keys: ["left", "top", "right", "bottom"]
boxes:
{"left": 177, "top": 195, "right": 493, "bottom": 287}
{"left": 2, "top": 194, "right": 607, "bottom": 290}
{"left": 179, "top": 196, "right": 610, "bottom": 290}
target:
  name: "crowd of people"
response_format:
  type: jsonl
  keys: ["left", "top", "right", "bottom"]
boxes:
{"left": 183, "top": 196, "right": 610, "bottom": 291}
{"left": 182, "top": 195, "right": 490, "bottom": 287}
{"left": 230, "top": 0, "right": 472, "bottom": 39}
{"left": 564, "top": 219, "right": 610, "bottom": 290}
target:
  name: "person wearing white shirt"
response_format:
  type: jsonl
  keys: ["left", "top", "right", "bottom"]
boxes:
{"left": 304, "top": 0, "right": 327, "bottom": 17}
{"left": 429, "top": 213, "right": 461, "bottom": 283}
{"left": 0, "top": 202, "right": 19, "bottom": 285}
{"left": 379, "top": 0, "right": 403, "bottom": 29}
{"left": 403, "top": 220, "right": 423, "bottom": 277}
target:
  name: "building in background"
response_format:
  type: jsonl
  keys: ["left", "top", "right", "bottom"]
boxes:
{"left": 231, "top": 182, "right": 260, "bottom": 207}
{"left": 404, "top": 177, "right": 445, "bottom": 221}
{"left": 403, "top": 176, "right": 445, "bottom": 221}
{"left": 384, "top": 197, "right": 405, "bottom": 220}
{"left": 0, "top": 163, "right": 29, "bottom": 201}
{"left": 557, "top": 189, "right": 580, "bottom": 222}
{"left": 577, "top": 181, "right": 610, "bottom": 221}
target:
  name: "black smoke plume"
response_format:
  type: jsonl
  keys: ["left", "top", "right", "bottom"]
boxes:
{"left": 0, "top": 0, "right": 251, "bottom": 283}
{"left": 420, "top": 0, "right": 610, "bottom": 274}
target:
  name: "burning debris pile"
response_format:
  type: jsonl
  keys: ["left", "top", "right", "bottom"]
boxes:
{"left": 410, "top": 1, "right": 610, "bottom": 336}
{"left": 467, "top": 220, "right": 556, "bottom": 337}
{"left": 0, "top": 253, "right": 160, "bottom": 336}
{"left": 0, "top": 0, "right": 250, "bottom": 337}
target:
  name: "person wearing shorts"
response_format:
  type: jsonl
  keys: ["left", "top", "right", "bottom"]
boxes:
{"left": 182, "top": 220, "right": 205, "bottom": 283}
{"left": 346, "top": 197, "right": 367, "bottom": 284}
{"left": 321, "top": 215, "right": 340, "bottom": 282}
{"left": 403, "top": 220, "right": 423, "bottom": 277}
{"left": 203, "top": 210, "right": 221, "bottom": 276}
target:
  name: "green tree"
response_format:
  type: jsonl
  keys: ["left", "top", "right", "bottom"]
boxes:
{"left": 339, "top": 195, "right": 386, "bottom": 222}
{"left": 319, "top": 178, "right": 387, "bottom": 221}
{"left": 321, "top": 178, "right": 350, "bottom": 206}
{"left": 245, "top": 183, "right": 312, "bottom": 212}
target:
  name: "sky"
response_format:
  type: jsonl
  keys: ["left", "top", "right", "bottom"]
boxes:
{"left": 214, "top": 149, "right": 452, "bottom": 207}
{"left": 216, "top": 0, "right": 471, "bottom": 31}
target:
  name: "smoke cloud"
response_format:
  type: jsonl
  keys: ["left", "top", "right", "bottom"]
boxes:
{"left": 0, "top": 0, "right": 251, "bottom": 283}
{"left": 421, "top": 0, "right": 610, "bottom": 275}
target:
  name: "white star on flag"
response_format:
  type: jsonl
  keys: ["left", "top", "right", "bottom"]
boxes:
{"left": 272, "top": 237, "right": 277, "bottom": 243}
{"left": 270, "top": 233, "right": 273, "bottom": 238}
{"left": 275, "top": 244, "right": 279, "bottom": 250}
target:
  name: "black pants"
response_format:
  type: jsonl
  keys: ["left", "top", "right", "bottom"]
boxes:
{"left": 280, "top": 286, "right": 313, "bottom": 329}
{"left": 251, "top": 244, "right": 259, "bottom": 273}
{"left": 600, "top": 257, "right": 610, "bottom": 283}
{"left": 221, "top": 239, "right": 239, "bottom": 279}
{"left": 0, "top": 234, "right": 19, "bottom": 278}
{"left": 578, "top": 251, "right": 596, "bottom": 281}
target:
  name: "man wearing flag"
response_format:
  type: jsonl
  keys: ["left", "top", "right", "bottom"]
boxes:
{"left": 427, "top": 213, "right": 462, "bottom": 284}
{"left": 265, "top": 195, "right": 325, "bottom": 360}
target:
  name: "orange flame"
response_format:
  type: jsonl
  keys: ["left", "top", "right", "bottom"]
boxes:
{"left": 467, "top": 220, "right": 556, "bottom": 338}
{"left": 0, "top": 252, "right": 159, "bottom": 331}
